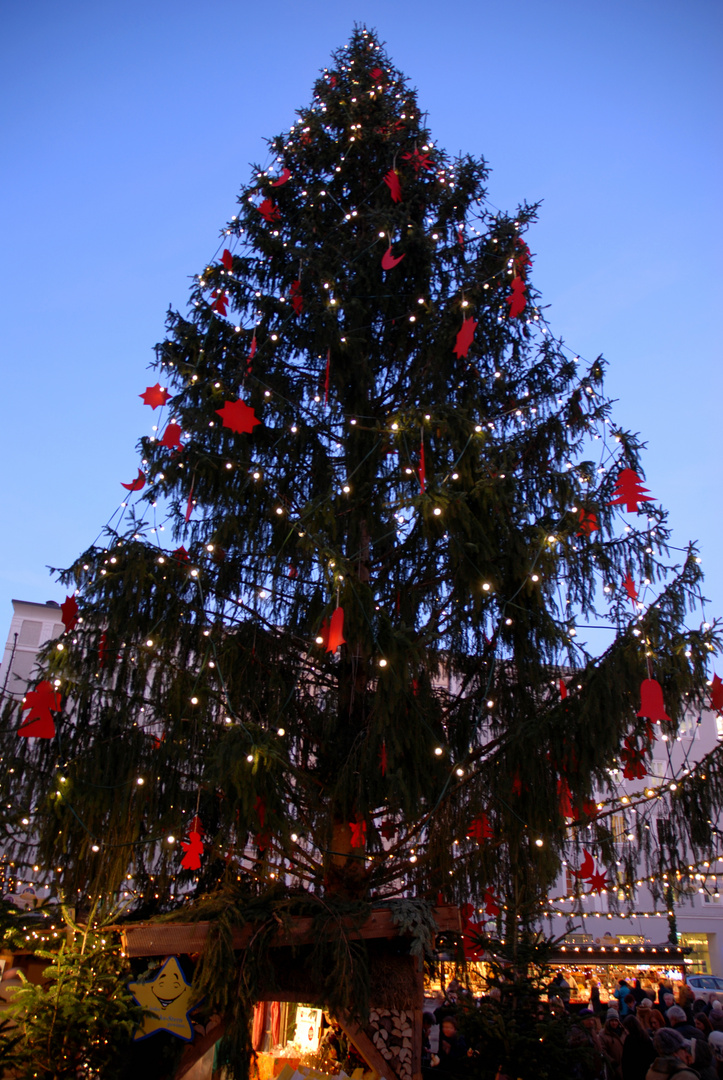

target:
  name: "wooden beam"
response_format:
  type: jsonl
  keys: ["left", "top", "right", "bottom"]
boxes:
{"left": 175, "top": 1018, "right": 225, "bottom": 1080}
{"left": 123, "top": 906, "right": 461, "bottom": 958}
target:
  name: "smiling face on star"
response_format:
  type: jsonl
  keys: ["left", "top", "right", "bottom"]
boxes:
{"left": 152, "top": 966, "right": 186, "bottom": 1008}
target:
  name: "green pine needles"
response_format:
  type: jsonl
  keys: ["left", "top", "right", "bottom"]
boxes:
{"left": 0, "top": 23, "right": 721, "bottom": 1074}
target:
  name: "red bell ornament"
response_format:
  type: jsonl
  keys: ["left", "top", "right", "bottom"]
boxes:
{"left": 637, "top": 678, "right": 671, "bottom": 723}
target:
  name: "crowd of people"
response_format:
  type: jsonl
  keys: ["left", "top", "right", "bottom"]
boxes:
{"left": 557, "top": 974, "right": 723, "bottom": 1078}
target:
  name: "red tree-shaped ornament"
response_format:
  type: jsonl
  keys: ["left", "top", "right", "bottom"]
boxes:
{"left": 609, "top": 469, "right": 654, "bottom": 513}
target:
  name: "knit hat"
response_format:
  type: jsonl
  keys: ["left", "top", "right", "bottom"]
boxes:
{"left": 652, "top": 1027, "right": 690, "bottom": 1055}
{"left": 606, "top": 1008, "right": 620, "bottom": 1021}
{"left": 712, "top": 1000, "right": 723, "bottom": 1013}
{"left": 709, "top": 1030, "right": 723, "bottom": 1060}
{"left": 577, "top": 1008, "right": 594, "bottom": 1017}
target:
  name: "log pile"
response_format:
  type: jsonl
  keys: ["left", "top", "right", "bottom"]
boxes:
{"left": 368, "top": 1008, "right": 414, "bottom": 1080}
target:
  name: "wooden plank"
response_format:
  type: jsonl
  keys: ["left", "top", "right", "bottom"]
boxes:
{"left": 336, "top": 1014, "right": 401, "bottom": 1080}
{"left": 124, "top": 906, "right": 460, "bottom": 958}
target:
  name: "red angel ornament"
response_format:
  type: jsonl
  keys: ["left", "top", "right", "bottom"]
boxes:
{"left": 180, "top": 830, "right": 204, "bottom": 871}
{"left": 257, "top": 198, "right": 280, "bottom": 223}
{"left": 506, "top": 276, "right": 527, "bottom": 318}
{"left": 19, "top": 681, "right": 61, "bottom": 739}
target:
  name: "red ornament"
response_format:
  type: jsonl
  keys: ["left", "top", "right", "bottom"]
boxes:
{"left": 484, "top": 888, "right": 501, "bottom": 917}
{"left": 370, "top": 66, "right": 383, "bottom": 80}
{"left": 211, "top": 290, "right": 229, "bottom": 316}
{"left": 609, "top": 469, "right": 654, "bottom": 513}
{"left": 270, "top": 168, "right": 291, "bottom": 187}
{"left": 381, "top": 246, "right": 405, "bottom": 270}
{"left": 173, "top": 546, "right": 190, "bottom": 562}
{"left": 257, "top": 198, "right": 280, "bottom": 223}
{"left": 380, "top": 821, "right": 396, "bottom": 840}
{"left": 322, "top": 606, "right": 346, "bottom": 653}
{"left": 380, "top": 740, "right": 387, "bottom": 777}
{"left": 637, "top": 678, "right": 671, "bottom": 723}
{"left": 559, "top": 678, "right": 568, "bottom": 700}
{"left": 185, "top": 482, "right": 194, "bottom": 523}
{"left": 621, "top": 736, "right": 647, "bottom": 780}
{"left": 710, "top": 674, "right": 723, "bottom": 713}
{"left": 513, "top": 238, "right": 532, "bottom": 276}
{"left": 98, "top": 632, "right": 108, "bottom": 667}
{"left": 140, "top": 384, "right": 170, "bottom": 409}
{"left": 60, "top": 595, "right": 78, "bottom": 633}
{"left": 457, "top": 228, "right": 465, "bottom": 248}
{"left": 349, "top": 818, "right": 366, "bottom": 848}
{"left": 221, "top": 249, "right": 233, "bottom": 271}
{"left": 289, "top": 279, "right": 303, "bottom": 315}
{"left": 180, "top": 830, "right": 204, "bottom": 871}
{"left": 506, "top": 276, "right": 527, "bottom": 318}
{"left": 121, "top": 469, "right": 146, "bottom": 492}
{"left": 402, "top": 149, "right": 433, "bottom": 173}
{"left": 623, "top": 572, "right": 638, "bottom": 602}
{"left": 383, "top": 169, "right": 402, "bottom": 203}
{"left": 216, "top": 399, "right": 261, "bottom": 435}
{"left": 588, "top": 869, "right": 610, "bottom": 895}
{"left": 247, "top": 335, "right": 257, "bottom": 374}
{"left": 19, "top": 681, "right": 61, "bottom": 739}
{"left": 576, "top": 509, "right": 599, "bottom": 536}
{"left": 573, "top": 850, "right": 595, "bottom": 881}
{"left": 557, "top": 777, "right": 573, "bottom": 819}
{"left": 255, "top": 795, "right": 266, "bottom": 829}
{"left": 419, "top": 433, "right": 426, "bottom": 494}
{"left": 466, "top": 814, "right": 493, "bottom": 842}
{"left": 453, "top": 316, "right": 478, "bottom": 358}
{"left": 160, "top": 423, "right": 182, "bottom": 450}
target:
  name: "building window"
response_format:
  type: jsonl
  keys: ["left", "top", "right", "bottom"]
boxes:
{"left": 18, "top": 620, "right": 42, "bottom": 647}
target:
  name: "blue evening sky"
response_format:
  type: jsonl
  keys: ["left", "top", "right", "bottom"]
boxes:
{"left": 1, "top": 0, "right": 721, "bottom": 640}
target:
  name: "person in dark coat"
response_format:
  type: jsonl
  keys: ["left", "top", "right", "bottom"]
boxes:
{"left": 621, "top": 1015, "right": 655, "bottom": 1080}
{"left": 667, "top": 1005, "right": 700, "bottom": 1042}
{"left": 431, "top": 1015, "right": 467, "bottom": 1077}
{"left": 645, "top": 1027, "right": 699, "bottom": 1080}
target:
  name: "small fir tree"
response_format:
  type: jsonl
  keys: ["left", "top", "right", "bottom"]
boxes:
{"left": 1, "top": 25, "right": 720, "bottom": 1074}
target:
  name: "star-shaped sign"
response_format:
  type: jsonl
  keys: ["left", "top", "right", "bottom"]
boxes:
{"left": 623, "top": 572, "right": 638, "bottom": 602}
{"left": 140, "top": 384, "right": 170, "bottom": 409}
{"left": 216, "top": 398, "right": 261, "bottom": 435}
{"left": 60, "top": 594, "right": 78, "bottom": 633}
{"left": 453, "top": 316, "right": 478, "bottom": 359}
{"left": 19, "top": 681, "right": 61, "bottom": 739}
{"left": 128, "top": 957, "right": 197, "bottom": 1042}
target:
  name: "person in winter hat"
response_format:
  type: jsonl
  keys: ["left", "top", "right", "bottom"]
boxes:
{"left": 667, "top": 1006, "right": 699, "bottom": 1042}
{"left": 599, "top": 1011, "right": 626, "bottom": 1080}
{"left": 645, "top": 1027, "right": 699, "bottom": 1080}
{"left": 708, "top": 1028, "right": 723, "bottom": 1062}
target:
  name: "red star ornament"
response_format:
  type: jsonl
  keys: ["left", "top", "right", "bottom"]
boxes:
{"left": 710, "top": 674, "right": 723, "bottom": 713}
{"left": 588, "top": 869, "right": 609, "bottom": 895}
{"left": 140, "top": 384, "right": 170, "bottom": 409}
{"left": 453, "top": 316, "right": 478, "bottom": 358}
{"left": 506, "top": 276, "right": 527, "bottom": 318}
{"left": 19, "top": 681, "right": 61, "bottom": 739}
{"left": 160, "top": 423, "right": 182, "bottom": 450}
{"left": 60, "top": 594, "right": 78, "bottom": 633}
{"left": 402, "top": 149, "right": 433, "bottom": 173}
{"left": 216, "top": 399, "right": 261, "bottom": 435}
{"left": 384, "top": 168, "right": 402, "bottom": 203}
{"left": 121, "top": 469, "right": 146, "bottom": 492}
{"left": 180, "top": 830, "right": 204, "bottom": 871}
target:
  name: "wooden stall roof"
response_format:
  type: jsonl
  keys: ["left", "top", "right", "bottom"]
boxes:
{"left": 122, "top": 904, "right": 462, "bottom": 958}
{"left": 549, "top": 942, "right": 690, "bottom": 965}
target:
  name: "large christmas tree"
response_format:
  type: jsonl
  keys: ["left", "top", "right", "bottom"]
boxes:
{"left": 2, "top": 23, "right": 721, "bottom": 1074}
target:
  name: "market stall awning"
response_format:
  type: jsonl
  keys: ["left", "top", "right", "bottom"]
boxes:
{"left": 549, "top": 943, "right": 690, "bottom": 965}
